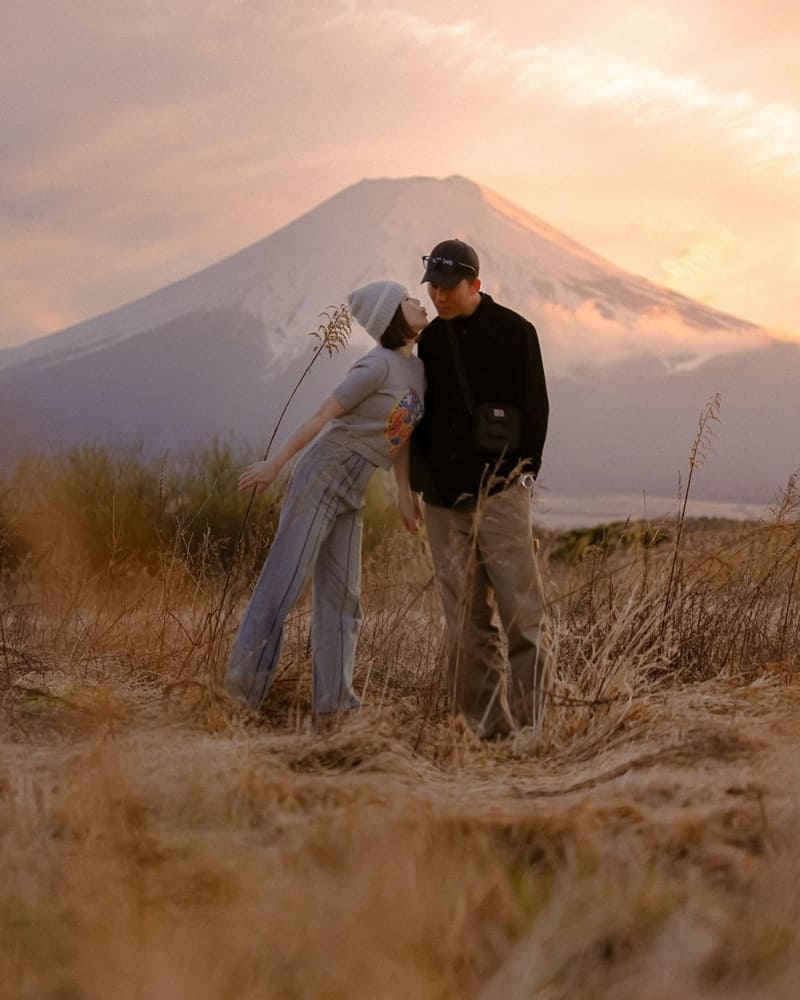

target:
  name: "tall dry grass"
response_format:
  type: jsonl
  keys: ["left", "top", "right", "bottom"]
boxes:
{"left": 2, "top": 433, "right": 800, "bottom": 997}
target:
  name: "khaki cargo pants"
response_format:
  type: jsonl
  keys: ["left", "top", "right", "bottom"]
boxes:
{"left": 424, "top": 482, "right": 552, "bottom": 735}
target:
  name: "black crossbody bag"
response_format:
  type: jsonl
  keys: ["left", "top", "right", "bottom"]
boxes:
{"left": 446, "top": 321, "right": 521, "bottom": 457}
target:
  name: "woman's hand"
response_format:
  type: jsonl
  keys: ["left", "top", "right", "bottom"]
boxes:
{"left": 238, "top": 458, "right": 280, "bottom": 495}
{"left": 398, "top": 488, "right": 423, "bottom": 533}
{"left": 237, "top": 397, "right": 345, "bottom": 497}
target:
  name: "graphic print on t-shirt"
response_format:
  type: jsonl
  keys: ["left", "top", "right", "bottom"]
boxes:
{"left": 385, "top": 388, "right": 424, "bottom": 454}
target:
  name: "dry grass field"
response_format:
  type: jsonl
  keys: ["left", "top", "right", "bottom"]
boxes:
{"left": 2, "top": 463, "right": 800, "bottom": 998}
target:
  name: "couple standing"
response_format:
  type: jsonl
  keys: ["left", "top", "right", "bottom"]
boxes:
{"left": 225, "top": 239, "right": 551, "bottom": 740}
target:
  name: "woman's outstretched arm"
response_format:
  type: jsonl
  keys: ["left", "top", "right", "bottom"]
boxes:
{"left": 238, "top": 396, "right": 346, "bottom": 494}
{"left": 392, "top": 439, "right": 422, "bottom": 533}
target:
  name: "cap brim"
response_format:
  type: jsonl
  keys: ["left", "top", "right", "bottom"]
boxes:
{"left": 420, "top": 268, "right": 465, "bottom": 289}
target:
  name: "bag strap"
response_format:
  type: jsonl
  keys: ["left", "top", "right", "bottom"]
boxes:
{"left": 445, "top": 320, "right": 474, "bottom": 415}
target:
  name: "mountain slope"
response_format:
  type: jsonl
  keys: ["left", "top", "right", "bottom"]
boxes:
{"left": 0, "top": 175, "right": 795, "bottom": 507}
{"left": 0, "top": 174, "right": 771, "bottom": 375}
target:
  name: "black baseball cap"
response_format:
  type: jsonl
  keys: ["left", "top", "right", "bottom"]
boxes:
{"left": 421, "top": 239, "right": 480, "bottom": 289}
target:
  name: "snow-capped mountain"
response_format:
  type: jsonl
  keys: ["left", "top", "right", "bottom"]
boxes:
{"left": 0, "top": 174, "right": 769, "bottom": 376}
{"left": 1, "top": 175, "right": 796, "bottom": 509}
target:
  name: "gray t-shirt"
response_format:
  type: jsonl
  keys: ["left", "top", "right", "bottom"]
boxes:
{"left": 322, "top": 346, "right": 426, "bottom": 469}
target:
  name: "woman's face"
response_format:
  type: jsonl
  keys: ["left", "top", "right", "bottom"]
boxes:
{"left": 400, "top": 294, "right": 428, "bottom": 335}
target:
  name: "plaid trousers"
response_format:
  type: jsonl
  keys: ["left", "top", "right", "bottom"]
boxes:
{"left": 225, "top": 437, "right": 374, "bottom": 713}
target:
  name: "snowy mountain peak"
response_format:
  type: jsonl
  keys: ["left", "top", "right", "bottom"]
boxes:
{"left": 0, "top": 174, "right": 770, "bottom": 377}
{"left": 1, "top": 174, "right": 796, "bottom": 510}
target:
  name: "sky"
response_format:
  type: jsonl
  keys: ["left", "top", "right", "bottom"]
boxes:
{"left": 2, "top": 0, "right": 798, "bottom": 350}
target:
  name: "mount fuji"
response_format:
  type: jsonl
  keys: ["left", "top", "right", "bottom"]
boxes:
{"left": 1, "top": 175, "right": 797, "bottom": 513}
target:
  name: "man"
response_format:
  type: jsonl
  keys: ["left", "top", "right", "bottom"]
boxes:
{"left": 409, "top": 238, "right": 551, "bottom": 739}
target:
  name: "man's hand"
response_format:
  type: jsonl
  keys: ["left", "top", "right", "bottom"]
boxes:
{"left": 238, "top": 459, "right": 280, "bottom": 495}
{"left": 398, "top": 489, "right": 423, "bottom": 533}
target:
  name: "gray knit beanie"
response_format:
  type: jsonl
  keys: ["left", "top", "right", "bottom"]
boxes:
{"left": 347, "top": 281, "right": 406, "bottom": 342}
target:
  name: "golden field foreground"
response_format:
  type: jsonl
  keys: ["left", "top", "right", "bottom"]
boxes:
{"left": 2, "top": 468, "right": 800, "bottom": 998}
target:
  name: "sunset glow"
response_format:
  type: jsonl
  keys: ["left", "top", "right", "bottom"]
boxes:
{"left": 2, "top": 1, "right": 797, "bottom": 348}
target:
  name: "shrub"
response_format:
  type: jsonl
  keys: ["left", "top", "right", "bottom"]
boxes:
{"left": 3, "top": 442, "right": 282, "bottom": 580}
{"left": 0, "top": 479, "right": 27, "bottom": 584}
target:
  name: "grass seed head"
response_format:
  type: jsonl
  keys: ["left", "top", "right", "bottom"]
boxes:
{"left": 311, "top": 304, "right": 351, "bottom": 356}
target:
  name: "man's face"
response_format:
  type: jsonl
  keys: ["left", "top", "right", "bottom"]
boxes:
{"left": 426, "top": 277, "right": 481, "bottom": 319}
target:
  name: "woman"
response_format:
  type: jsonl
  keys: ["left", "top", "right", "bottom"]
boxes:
{"left": 225, "top": 281, "right": 428, "bottom": 718}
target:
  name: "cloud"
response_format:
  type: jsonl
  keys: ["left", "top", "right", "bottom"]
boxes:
{"left": 323, "top": 4, "right": 799, "bottom": 333}
{"left": 647, "top": 224, "right": 739, "bottom": 298}
{"left": 0, "top": 1, "right": 797, "bottom": 347}
{"left": 533, "top": 297, "right": 770, "bottom": 376}
{"left": 338, "top": 4, "right": 800, "bottom": 178}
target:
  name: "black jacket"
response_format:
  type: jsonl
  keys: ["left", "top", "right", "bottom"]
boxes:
{"left": 410, "top": 293, "right": 549, "bottom": 507}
